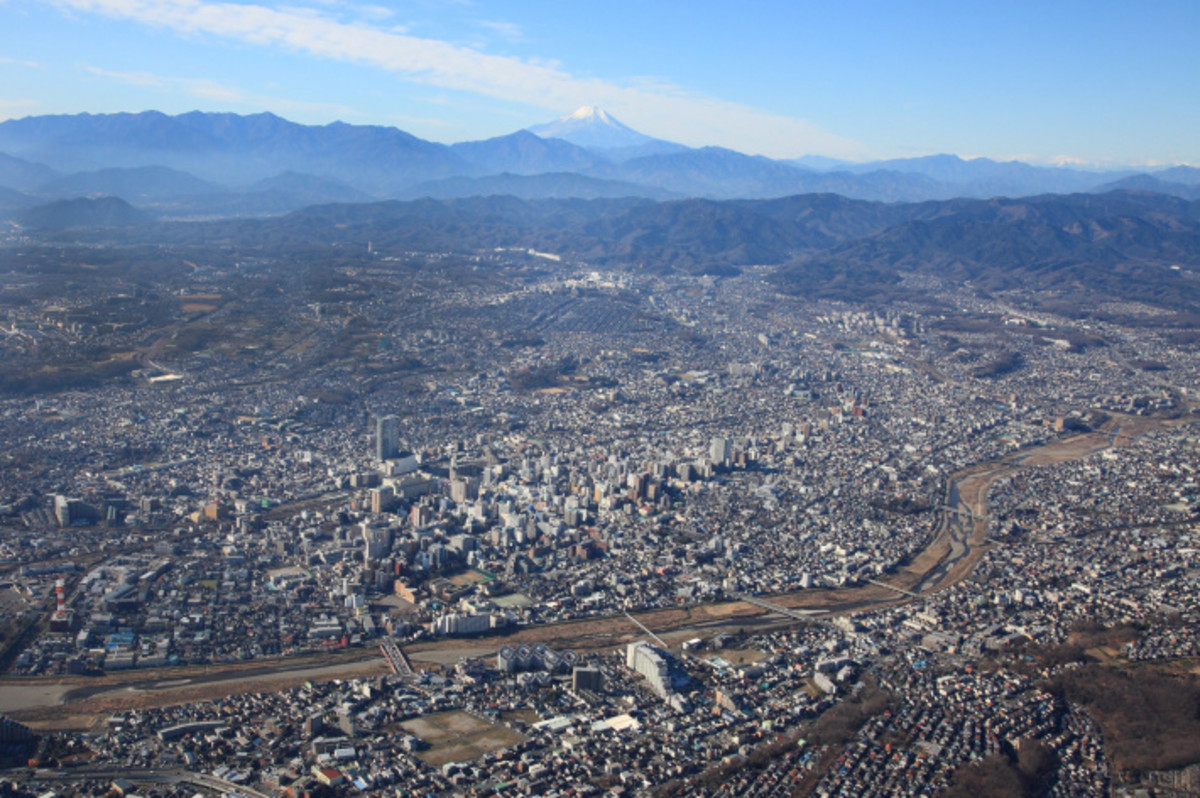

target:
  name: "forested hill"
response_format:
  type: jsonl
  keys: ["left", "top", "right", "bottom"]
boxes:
{"left": 39, "top": 189, "right": 1200, "bottom": 313}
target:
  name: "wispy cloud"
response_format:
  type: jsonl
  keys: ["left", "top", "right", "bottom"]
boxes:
{"left": 84, "top": 64, "right": 357, "bottom": 117}
{"left": 476, "top": 19, "right": 522, "bottom": 42}
{"left": 85, "top": 65, "right": 165, "bottom": 86}
{"left": 51, "top": 0, "right": 865, "bottom": 157}
{"left": 0, "top": 56, "right": 41, "bottom": 67}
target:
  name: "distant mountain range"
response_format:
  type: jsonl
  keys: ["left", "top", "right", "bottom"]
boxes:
{"left": 0, "top": 107, "right": 1194, "bottom": 220}
{"left": 62, "top": 188, "right": 1200, "bottom": 314}
{"left": 1090, "top": 166, "right": 1200, "bottom": 200}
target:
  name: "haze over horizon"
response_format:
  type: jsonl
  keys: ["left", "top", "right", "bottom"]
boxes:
{"left": 2, "top": 0, "right": 1198, "bottom": 166}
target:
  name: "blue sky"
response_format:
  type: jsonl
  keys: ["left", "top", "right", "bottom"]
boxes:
{"left": 1, "top": 0, "right": 1197, "bottom": 164}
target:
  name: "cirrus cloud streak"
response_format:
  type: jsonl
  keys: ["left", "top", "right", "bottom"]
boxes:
{"left": 52, "top": 0, "right": 866, "bottom": 158}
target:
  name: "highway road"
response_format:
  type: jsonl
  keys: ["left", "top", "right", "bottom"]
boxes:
{"left": 16, "top": 766, "right": 273, "bottom": 797}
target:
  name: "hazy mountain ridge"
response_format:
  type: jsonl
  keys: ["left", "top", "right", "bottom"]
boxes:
{"left": 54, "top": 188, "right": 1200, "bottom": 313}
{"left": 1092, "top": 174, "right": 1200, "bottom": 200}
{"left": 1156, "top": 165, "right": 1200, "bottom": 186}
{"left": 846, "top": 153, "right": 1121, "bottom": 196}
{"left": 0, "top": 152, "right": 60, "bottom": 191}
{"left": 0, "top": 110, "right": 473, "bottom": 194}
{"left": 451, "top": 130, "right": 607, "bottom": 175}
{"left": 245, "top": 171, "right": 371, "bottom": 203}
{"left": 38, "top": 165, "right": 224, "bottom": 202}
{"left": 19, "top": 196, "right": 151, "bottom": 229}
{"left": 1, "top": 109, "right": 1191, "bottom": 211}
{"left": 399, "top": 172, "right": 679, "bottom": 202}
{"left": 0, "top": 185, "right": 36, "bottom": 213}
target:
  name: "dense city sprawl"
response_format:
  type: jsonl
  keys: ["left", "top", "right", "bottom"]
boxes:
{"left": 0, "top": 240, "right": 1198, "bottom": 797}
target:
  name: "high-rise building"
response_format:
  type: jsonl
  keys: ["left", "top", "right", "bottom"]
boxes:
{"left": 626, "top": 641, "right": 671, "bottom": 697}
{"left": 54, "top": 494, "right": 99, "bottom": 526}
{"left": 369, "top": 486, "right": 394, "bottom": 514}
{"left": 362, "top": 521, "right": 393, "bottom": 560}
{"left": 709, "top": 436, "right": 732, "bottom": 466}
{"left": 375, "top": 415, "right": 400, "bottom": 462}
{"left": 450, "top": 477, "right": 479, "bottom": 504}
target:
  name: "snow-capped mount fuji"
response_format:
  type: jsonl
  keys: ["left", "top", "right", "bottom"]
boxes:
{"left": 526, "top": 106, "right": 686, "bottom": 159}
